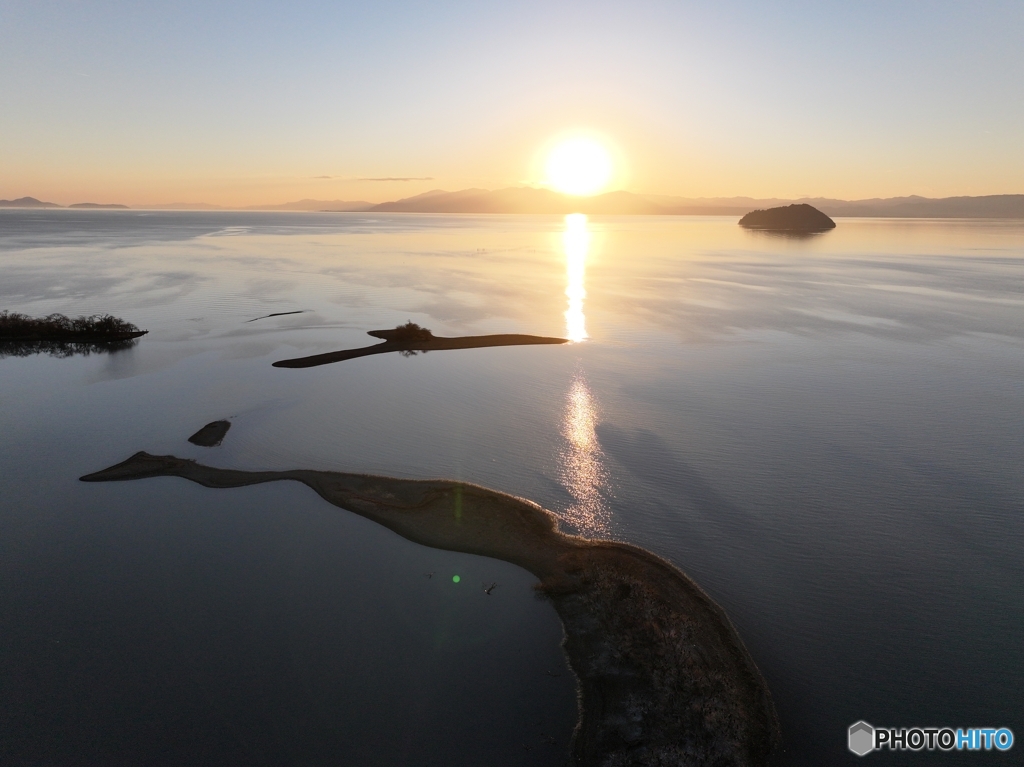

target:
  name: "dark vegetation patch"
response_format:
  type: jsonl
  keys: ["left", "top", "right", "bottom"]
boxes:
{"left": 368, "top": 321, "right": 435, "bottom": 342}
{"left": 0, "top": 311, "right": 145, "bottom": 340}
{"left": 0, "top": 311, "right": 146, "bottom": 358}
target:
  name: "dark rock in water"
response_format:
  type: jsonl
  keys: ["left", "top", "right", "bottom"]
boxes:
{"left": 739, "top": 203, "right": 836, "bottom": 232}
{"left": 187, "top": 421, "right": 231, "bottom": 447}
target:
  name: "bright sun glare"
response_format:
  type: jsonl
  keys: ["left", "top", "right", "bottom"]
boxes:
{"left": 545, "top": 137, "right": 613, "bottom": 196}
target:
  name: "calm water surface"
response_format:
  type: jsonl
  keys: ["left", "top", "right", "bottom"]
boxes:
{"left": 1, "top": 210, "right": 1022, "bottom": 765}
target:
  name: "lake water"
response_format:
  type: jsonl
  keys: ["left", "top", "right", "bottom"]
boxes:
{"left": 1, "top": 209, "right": 1022, "bottom": 765}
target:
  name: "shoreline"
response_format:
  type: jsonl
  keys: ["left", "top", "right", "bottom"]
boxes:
{"left": 82, "top": 452, "right": 780, "bottom": 765}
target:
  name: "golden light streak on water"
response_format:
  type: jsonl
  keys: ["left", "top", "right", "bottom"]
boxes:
{"left": 558, "top": 371, "right": 610, "bottom": 535}
{"left": 563, "top": 213, "right": 589, "bottom": 343}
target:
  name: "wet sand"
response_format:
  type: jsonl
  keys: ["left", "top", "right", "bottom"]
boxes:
{"left": 81, "top": 452, "right": 780, "bottom": 766}
{"left": 273, "top": 332, "right": 567, "bottom": 368}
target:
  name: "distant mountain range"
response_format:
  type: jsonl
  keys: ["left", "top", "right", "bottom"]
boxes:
{"left": 0, "top": 197, "right": 63, "bottom": 208}
{"left": 248, "top": 198, "right": 373, "bottom": 211}
{"left": 0, "top": 197, "right": 127, "bottom": 209}
{"left": 4, "top": 191, "right": 1023, "bottom": 218}
{"left": 365, "top": 189, "right": 1024, "bottom": 218}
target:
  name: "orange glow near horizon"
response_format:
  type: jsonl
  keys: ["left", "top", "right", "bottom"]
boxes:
{"left": 563, "top": 213, "right": 589, "bottom": 343}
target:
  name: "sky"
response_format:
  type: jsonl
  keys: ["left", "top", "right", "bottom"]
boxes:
{"left": 2, "top": 0, "right": 1022, "bottom": 206}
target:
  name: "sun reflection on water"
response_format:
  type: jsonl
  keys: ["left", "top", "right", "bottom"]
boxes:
{"left": 558, "top": 371, "right": 610, "bottom": 535}
{"left": 563, "top": 213, "right": 589, "bottom": 343}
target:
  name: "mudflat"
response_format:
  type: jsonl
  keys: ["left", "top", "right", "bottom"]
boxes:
{"left": 81, "top": 452, "right": 780, "bottom": 766}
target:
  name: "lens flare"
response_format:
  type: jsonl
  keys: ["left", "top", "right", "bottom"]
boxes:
{"left": 563, "top": 213, "right": 589, "bottom": 343}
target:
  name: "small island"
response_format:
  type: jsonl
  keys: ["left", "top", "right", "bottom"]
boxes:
{"left": 738, "top": 203, "right": 836, "bottom": 232}
{"left": 0, "top": 311, "right": 147, "bottom": 357}
{"left": 0, "top": 312, "right": 147, "bottom": 342}
{"left": 274, "top": 321, "right": 568, "bottom": 369}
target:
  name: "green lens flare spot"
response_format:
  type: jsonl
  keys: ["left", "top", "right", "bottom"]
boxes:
{"left": 452, "top": 575, "right": 461, "bottom": 583}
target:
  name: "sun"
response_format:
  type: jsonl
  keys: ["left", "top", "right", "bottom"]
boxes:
{"left": 544, "top": 137, "right": 614, "bottom": 196}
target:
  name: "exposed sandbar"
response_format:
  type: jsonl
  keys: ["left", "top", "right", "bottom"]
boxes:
{"left": 245, "top": 310, "right": 306, "bottom": 323}
{"left": 81, "top": 452, "right": 780, "bottom": 765}
{"left": 273, "top": 332, "right": 568, "bottom": 368}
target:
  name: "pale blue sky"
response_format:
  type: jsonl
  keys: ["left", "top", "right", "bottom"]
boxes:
{"left": 2, "top": 0, "right": 1021, "bottom": 204}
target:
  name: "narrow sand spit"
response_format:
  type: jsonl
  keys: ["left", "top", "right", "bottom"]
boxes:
{"left": 273, "top": 331, "right": 567, "bottom": 368}
{"left": 81, "top": 452, "right": 780, "bottom": 766}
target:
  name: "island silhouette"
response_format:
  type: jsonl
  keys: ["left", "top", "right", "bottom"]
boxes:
{"left": 81, "top": 450, "right": 781, "bottom": 766}
{"left": 738, "top": 203, "right": 836, "bottom": 232}
{"left": 273, "top": 322, "right": 568, "bottom": 368}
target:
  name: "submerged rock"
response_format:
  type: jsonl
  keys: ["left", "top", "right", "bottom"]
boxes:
{"left": 187, "top": 420, "right": 231, "bottom": 447}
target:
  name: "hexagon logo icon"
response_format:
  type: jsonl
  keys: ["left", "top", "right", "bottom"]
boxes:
{"left": 848, "top": 721, "right": 875, "bottom": 756}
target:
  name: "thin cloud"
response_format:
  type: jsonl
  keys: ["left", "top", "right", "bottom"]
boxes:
{"left": 311, "top": 175, "right": 434, "bottom": 181}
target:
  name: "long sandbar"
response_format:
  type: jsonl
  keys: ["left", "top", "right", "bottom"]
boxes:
{"left": 81, "top": 452, "right": 780, "bottom": 765}
{"left": 273, "top": 332, "right": 567, "bottom": 368}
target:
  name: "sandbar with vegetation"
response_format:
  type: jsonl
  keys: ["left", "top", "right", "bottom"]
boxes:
{"left": 273, "top": 322, "right": 567, "bottom": 368}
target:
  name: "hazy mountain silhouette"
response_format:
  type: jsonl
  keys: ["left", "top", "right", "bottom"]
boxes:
{"left": 68, "top": 203, "right": 129, "bottom": 209}
{"left": 243, "top": 199, "right": 373, "bottom": 211}
{"left": 366, "top": 189, "right": 1024, "bottom": 218}
{"left": 0, "top": 196, "right": 61, "bottom": 208}
{"left": 3, "top": 191, "right": 1023, "bottom": 217}
{"left": 817, "top": 194, "right": 1024, "bottom": 218}
{"left": 371, "top": 187, "right": 671, "bottom": 214}
{"left": 138, "top": 202, "right": 225, "bottom": 210}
